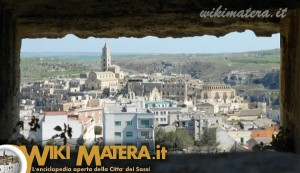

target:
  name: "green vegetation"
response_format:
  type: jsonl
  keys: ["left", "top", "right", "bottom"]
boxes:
{"left": 253, "top": 70, "right": 280, "bottom": 89}
{"left": 20, "top": 50, "right": 281, "bottom": 109}
{"left": 155, "top": 129, "right": 194, "bottom": 150}
{"left": 253, "top": 126, "right": 295, "bottom": 153}
{"left": 196, "top": 128, "right": 219, "bottom": 152}
{"left": 94, "top": 126, "right": 102, "bottom": 135}
{"left": 20, "top": 49, "right": 280, "bottom": 83}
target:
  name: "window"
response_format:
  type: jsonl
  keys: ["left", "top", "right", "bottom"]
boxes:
{"left": 126, "top": 121, "right": 132, "bottom": 126}
{"left": 156, "top": 118, "right": 158, "bottom": 121}
{"left": 204, "top": 92, "right": 208, "bottom": 99}
{"left": 223, "top": 92, "right": 227, "bottom": 99}
{"left": 240, "top": 137, "right": 244, "bottom": 144}
{"left": 215, "top": 92, "right": 220, "bottom": 99}
{"left": 126, "top": 132, "right": 133, "bottom": 137}
{"left": 115, "top": 132, "right": 121, "bottom": 137}
{"left": 160, "top": 118, "right": 163, "bottom": 121}
{"left": 115, "top": 121, "right": 121, "bottom": 126}
{"left": 141, "top": 131, "right": 149, "bottom": 138}
{"left": 141, "top": 120, "right": 150, "bottom": 126}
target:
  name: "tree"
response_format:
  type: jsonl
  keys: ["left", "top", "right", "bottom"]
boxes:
{"left": 175, "top": 130, "right": 194, "bottom": 149}
{"left": 155, "top": 129, "right": 194, "bottom": 150}
{"left": 94, "top": 126, "right": 102, "bottom": 135}
{"left": 197, "top": 128, "right": 219, "bottom": 152}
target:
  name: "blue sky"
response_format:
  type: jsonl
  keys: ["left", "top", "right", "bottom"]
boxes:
{"left": 21, "top": 30, "right": 279, "bottom": 54}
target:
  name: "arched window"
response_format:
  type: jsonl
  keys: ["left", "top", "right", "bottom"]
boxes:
{"left": 215, "top": 92, "right": 220, "bottom": 99}
{"left": 204, "top": 92, "right": 208, "bottom": 99}
{"left": 223, "top": 92, "right": 227, "bottom": 99}
{"left": 231, "top": 91, "right": 235, "bottom": 98}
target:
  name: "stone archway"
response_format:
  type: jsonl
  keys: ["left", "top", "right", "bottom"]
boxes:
{"left": 1, "top": 0, "right": 300, "bottom": 153}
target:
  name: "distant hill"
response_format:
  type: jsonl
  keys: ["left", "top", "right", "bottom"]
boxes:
{"left": 20, "top": 49, "right": 280, "bottom": 83}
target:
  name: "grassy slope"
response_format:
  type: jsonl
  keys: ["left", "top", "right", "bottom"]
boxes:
{"left": 20, "top": 49, "right": 280, "bottom": 83}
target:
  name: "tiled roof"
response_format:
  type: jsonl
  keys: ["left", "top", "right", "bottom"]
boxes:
{"left": 239, "top": 110, "right": 266, "bottom": 116}
{"left": 44, "top": 111, "right": 68, "bottom": 116}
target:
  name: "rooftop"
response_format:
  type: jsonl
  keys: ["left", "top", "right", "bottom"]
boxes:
{"left": 105, "top": 103, "right": 150, "bottom": 114}
{"left": 150, "top": 107, "right": 182, "bottom": 111}
{"left": 145, "top": 99, "right": 177, "bottom": 105}
{"left": 0, "top": 155, "right": 19, "bottom": 165}
{"left": 198, "top": 102, "right": 214, "bottom": 107}
{"left": 44, "top": 111, "right": 68, "bottom": 116}
{"left": 239, "top": 110, "right": 266, "bottom": 116}
{"left": 79, "top": 116, "right": 92, "bottom": 124}
{"left": 253, "top": 118, "right": 277, "bottom": 127}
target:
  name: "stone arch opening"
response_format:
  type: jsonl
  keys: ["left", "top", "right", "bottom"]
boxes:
{"left": 1, "top": 1, "right": 300, "bottom": 169}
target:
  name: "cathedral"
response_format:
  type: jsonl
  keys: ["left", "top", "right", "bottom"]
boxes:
{"left": 85, "top": 43, "right": 124, "bottom": 91}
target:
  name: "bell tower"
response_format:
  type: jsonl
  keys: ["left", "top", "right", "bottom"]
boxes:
{"left": 101, "top": 42, "right": 112, "bottom": 71}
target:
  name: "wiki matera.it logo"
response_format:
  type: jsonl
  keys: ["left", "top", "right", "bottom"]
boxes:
{"left": 0, "top": 145, "right": 27, "bottom": 173}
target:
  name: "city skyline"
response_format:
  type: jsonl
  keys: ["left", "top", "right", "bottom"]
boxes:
{"left": 21, "top": 30, "right": 279, "bottom": 54}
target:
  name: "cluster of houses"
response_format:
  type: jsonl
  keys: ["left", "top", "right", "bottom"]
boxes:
{"left": 19, "top": 43, "right": 281, "bottom": 152}
{"left": 0, "top": 150, "right": 20, "bottom": 173}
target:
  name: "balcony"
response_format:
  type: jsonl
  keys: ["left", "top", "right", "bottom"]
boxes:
{"left": 137, "top": 124, "right": 154, "bottom": 129}
{"left": 137, "top": 136, "right": 154, "bottom": 142}
{"left": 137, "top": 119, "right": 154, "bottom": 129}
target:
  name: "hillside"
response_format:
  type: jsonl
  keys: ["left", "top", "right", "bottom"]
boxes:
{"left": 20, "top": 49, "right": 280, "bottom": 83}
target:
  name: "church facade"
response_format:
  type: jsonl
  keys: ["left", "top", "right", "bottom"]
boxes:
{"left": 85, "top": 43, "right": 124, "bottom": 91}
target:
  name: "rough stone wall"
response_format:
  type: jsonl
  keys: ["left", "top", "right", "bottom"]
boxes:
{"left": 0, "top": 0, "right": 300, "bottom": 154}
{"left": 0, "top": 2, "right": 20, "bottom": 142}
{"left": 280, "top": 9, "right": 300, "bottom": 153}
{"left": 14, "top": 0, "right": 292, "bottom": 38}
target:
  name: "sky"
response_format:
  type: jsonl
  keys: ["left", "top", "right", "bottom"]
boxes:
{"left": 21, "top": 30, "right": 279, "bottom": 54}
{"left": 0, "top": 150, "right": 16, "bottom": 156}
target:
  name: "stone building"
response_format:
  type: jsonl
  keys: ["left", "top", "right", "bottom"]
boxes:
{"left": 0, "top": 150, "right": 20, "bottom": 173}
{"left": 126, "top": 82, "right": 162, "bottom": 100}
{"left": 126, "top": 81, "right": 188, "bottom": 103}
{"left": 162, "top": 82, "right": 187, "bottom": 102}
{"left": 101, "top": 43, "right": 111, "bottom": 71}
{"left": 85, "top": 43, "right": 124, "bottom": 91}
{"left": 85, "top": 71, "right": 118, "bottom": 91}
{"left": 103, "top": 101, "right": 155, "bottom": 152}
{"left": 69, "top": 78, "right": 85, "bottom": 92}
{"left": 199, "top": 84, "right": 236, "bottom": 103}
{"left": 192, "top": 113, "right": 223, "bottom": 141}
{"left": 145, "top": 99, "right": 180, "bottom": 125}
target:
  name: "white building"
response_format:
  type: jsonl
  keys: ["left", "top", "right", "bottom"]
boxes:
{"left": 0, "top": 151, "right": 20, "bottom": 173}
{"left": 145, "top": 99, "right": 182, "bottom": 125}
{"left": 192, "top": 113, "right": 223, "bottom": 141}
{"left": 103, "top": 102, "right": 155, "bottom": 152}
{"left": 0, "top": 162, "right": 20, "bottom": 173}
{"left": 228, "top": 130, "right": 251, "bottom": 146}
{"left": 266, "top": 109, "right": 281, "bottom": 123}
{"left": 38, "top": 111, "right": 95, "bottom": 147}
